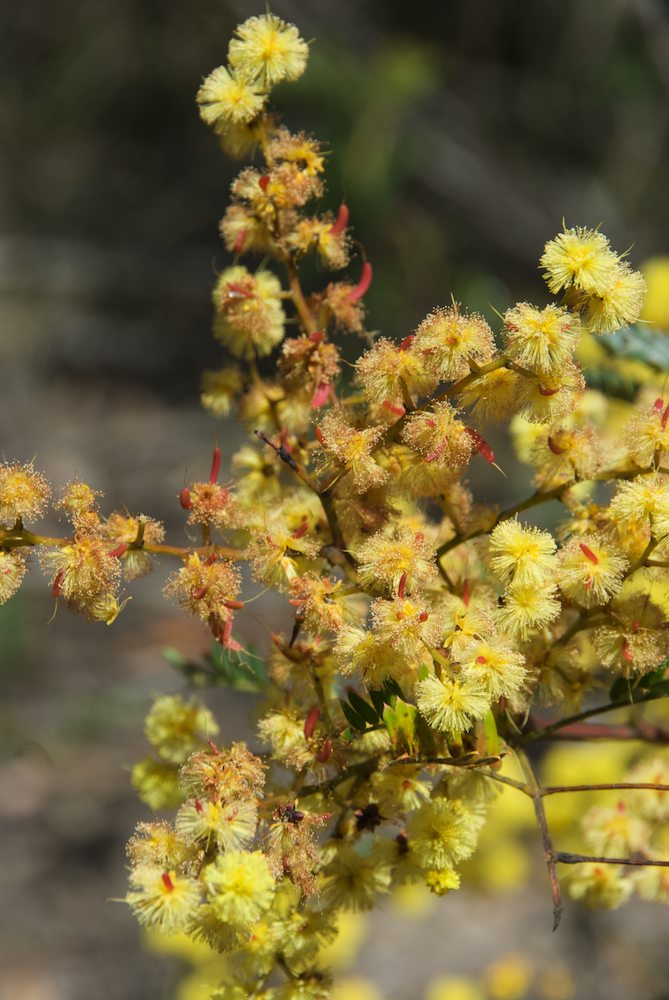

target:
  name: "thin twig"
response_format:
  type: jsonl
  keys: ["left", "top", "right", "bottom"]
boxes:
{"left": 542, "top": 782, "right": 669, "bottom": 796}
{"left": 555, "top": 852, "right": 669, "bottom": 868}
{"left": 517, "top": 748, "right": 563, "bottom": 930}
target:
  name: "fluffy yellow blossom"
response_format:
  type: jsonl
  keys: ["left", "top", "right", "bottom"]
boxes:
{"left": 557, "top": 533, "right": 629, "bottom": 608}
{"left": 503, "top": 303, "right": 580, "bottom": 374}
{"left": 416, "top": 673, "right": 490, "bottom": 734}
{"left": 457, "top": 366, "right": 522, "bottom": 424}
{"left": 206, "top": 850, "right": 275, "bottom": 928}
{"left": 232, "top": 445, "right": 282, "bottom": 501}
{"left": 458, "top": 638, "right": 527, "bottom": 700}
{"left": 488, "top": 519, "right": 557, "bottom": 588}
{"left": 40, "top": 534, "right": 122, "bottom": 615}
{"left": 320, "top": 841, "right": 391, "bottom": 911}
{"left": 406, "top": 799, "right": 482, "bottom": 869}
{"left": 0, "top": 460, "right": 50, "bottom": 524}
{"left": 370, "top": 594, "right": 440, "bottom": 660}
{"left": 424, "top": 867, "right": 461, "bottom": 895}
{"left": 334, "top": 626, "right": 405, "bottom": 687}
{"left": 247, "top": 511, "right": 320, "bottom": 588}
{"left": 609, "top": 473, "right": 669, "bottom": 541}
{"left": 213, "top": 266, "right": 286, "bottom": 359}
{"left": 176, "top": 798, "right": 258, "bottom": 853}
{"left": 269, "top": 129, "right": 325, "bottom": 177}
{"left": 633, "top": 865, "right": 669, "bottom": 904}
{"left": 279, "top": 335, "right": 340, "bottom": 401}
{"left": 287, "top": 216, "right": 350, "bottom": 270}
{"left": 228, "top": 14, "right": 308, "bottom": 86}
{"left": 127, "top": 866, "right": 201, "bottom": 934}
{"left": 316, "top": 410, "right": 388, "bottom": 493}
{"left": 540, "top": 226, "right": 619, "bottom": 296}
{"left": 0, "top": 550, "right": 27, "bottom": 604}
{"left": 567, "top": 862, "right": 633, "bottom": 909}
{"left": 184, "top": 481, "right": 239, "bottom": 532}
{"left": 180, "top": 743, "right": 265, "bottom": 803}
{"left": 581, "top": 263, "right": 646, "bottom": 334}
{"left": 355, "top": 523, "right": 437, "bottom": 594}
{"left": 126, "top": 821, "right": 192, "bottom": 869}
{"left": 201, "top": 366, "right": 244, "bottom": 418}
{"left": 355, "top": 337, "right": 438, "bottom": 409}
{"left": 55, "top": 480, "right": 101, "bottom": 527}
{"left": 516, "top": 362, "right": 585, "bottom": 424}
{"left": 625, "top": 395, "right": 669, "bottom": 467}
{"left": 163, "top": 554, "right": 241, "bottom": 630}
{"left": 258, "top": 710, "right": 311, "bottom": 768}
{"left": 101, "top": 512, "right": 165, "bottom": 579}
{"left": 401, "top": 402, "right": 474, "bottom": 475}
{"left": 197, "top": 66, "right": 265, "bottom": 128}
{"left": 626, "top": 756, "right": 669, "bottom": 821}
{"left": 217, "top": 119, "right": 262, "bottom": 160}
{"left": 289, "top": 573, "right": 349, "bottom": 634}
{"left": 529, "top": 424, "right": 601, "bottom": 490}
{"left": 144, "top": 695, "right": 218, "bottom": 765}
{"left": 495, "top": 582, "right": 562, "bottom": 640}
{"left": 370, "top": 765, "right": 431, "bottom": 814}
{"left": 412, "top": 305, "right": 495, "bottom": 382}
{"left": 592, "top": 595, "right": 669, "bottom": 674}
{"left": 131, "top": 757, "right": 183, "bottom": 811}
{"left": 583, "top": 801, "right": 649, "bottom": 856}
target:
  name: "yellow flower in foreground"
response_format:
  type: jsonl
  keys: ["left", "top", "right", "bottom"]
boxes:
{"left": 206, "top": 850, "right": 275, "bottom": 928}
{"left": 416, "top": 673, "right": 490, "bottom": 734}
{"left": 540, "top": 226, "right": 618, "bottom": 296}
{"left": 0, "top": 460, "right": 51, "bottom": 524}
{"left": 127, "top": 866, "right": 201, "bottom": 934}
{"left": 488, "top": 518, "right": 557, "bottom": 588}
{"left": 228, "top": 14, "right": 309, "bottom": 86}
{"left": 197, "top": 66, "right": 265, "bottom": 128}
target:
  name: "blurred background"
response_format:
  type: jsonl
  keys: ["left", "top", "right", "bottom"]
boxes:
{"left": 1, "top": 0, "right": 669, "bottom": 997}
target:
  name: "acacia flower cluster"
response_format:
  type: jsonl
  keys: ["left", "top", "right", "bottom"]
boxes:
{"left": 2, "top": 12, "right": 669, "bottom": 999}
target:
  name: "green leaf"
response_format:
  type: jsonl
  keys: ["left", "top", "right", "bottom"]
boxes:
{"left": 394, "top": 699, "right": 420, "bottom": 755}
{"left": 382, "top": 704, "right": 399, "bottom": 742}
{"left": 206, "top": 643, "right": 267, "bottom": 692}
{"left": 341, "top": 726, "right": 356, "bottom": 743}
{"left": 482, "top": 709, "right": 500, "bottom": 757}
{"left": 341, "top": 700, "right": 367, "bottom": 731}
{"left": 162, "top": 646, "right": 189, "bottom": 669}
{"left": 369, "top": 688, "right": 388, "bottom": 718}
{"left": 346, "top": 689, "right": 380, "bottom": 726}
{"left": 599, "top": 324, "right": 669, "bottom": 371}
{"left": 609, "top": 675, "right": 635, "bottom": 703}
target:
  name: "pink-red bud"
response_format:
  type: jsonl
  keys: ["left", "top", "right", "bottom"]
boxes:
{"left": 330, "top": 203, "right": 349, "bottom": 235}
{"left": 347, "top": 261, "right": 372, "bottom": 301}
{"left": 579, "top": 543, "right": 599, "bottom": 565}
{"left": 179, "top": 488, "right": 192, "bottom": 510}
{"left": 304, "top": 706, "right": 321, "bottom": 740}
{"left": 209, "top": 446, "right": 221, "bottom": 484}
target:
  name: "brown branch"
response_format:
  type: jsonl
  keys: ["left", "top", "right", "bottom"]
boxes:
{"left": 435, "top": 464, "right": 654, "bottom": 561}
{"left": 523, "top": 694, "right": 669, "bottom": 743}
{"left": 555, "top": 852, "right": 669, "bottom": 868}
{"left": 0, "top": 527, "right": 245, "bottom": 562}
{"left": 517, "top": 748, "right": 563, "bottom": 930}
{"left": 542, "top": 782, "right": 669, "bottom": 796}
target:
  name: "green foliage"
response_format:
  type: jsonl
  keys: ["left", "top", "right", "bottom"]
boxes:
{"left": 163, "top": 643, "right": 267, "bottom": 692}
